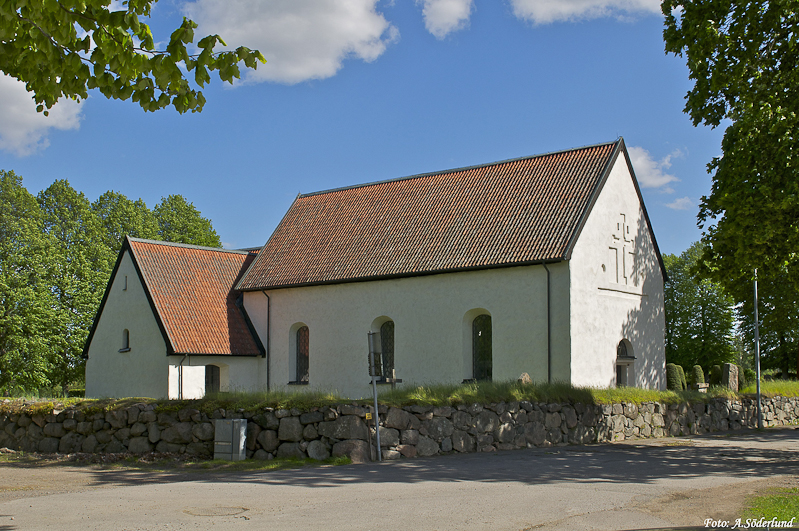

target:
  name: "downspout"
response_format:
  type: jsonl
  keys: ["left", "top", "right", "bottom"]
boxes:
{"left": 542, "top": 263, "right": 552, "bottom": 384}
{"left": 262, "top": 291, "right": 271, "bottom": 392}
{"left": 178, "top": 354, "right": 187, "bottom": 399}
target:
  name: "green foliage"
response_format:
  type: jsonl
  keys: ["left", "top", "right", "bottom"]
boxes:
{"left": 187, "top": 389, "right": 345, "bottom": 414}
{"left": 731, "top": 267, "right": 799, "bottom": 378}
{"left": 677, "top": 365, "right": 687, "bottom": 390}
{"left": 8, "top": 380, "right": 798, "bottom": 420}
{"left": 744, "top": 368, "right": 756, "bottom": 385}
{"left": 0, "top": 0, "right": 265, "bottom": 114}
{"left": 742, "top": 487, "right": 799, "bottom": 521}
{"left": 664, "top": 242, "right": 736, "bottom": 370}
{"left": 692, "top": 365, "right": 705, "bottom": 385}
{"left": 154, "top": 194, "right": 221, "bottom": 247}
{"left": 666, "top": 363, "right": 682, "bottom": 391}
{"left": 38, "top": 180, "right": 114, "bottom": 393}
{"left": 380, "top": 380, "right": 696, "bottom": 406}
{"left": 0, "top": 172, "right": 223, "bottom": 394}
{"left": 740, "top": 379, "right": 799, "bottom": 398}
{"left": 0, "top": 171, "right": 54, "bottom": 390}
{"left": 710, "top": 365, "right": 722, "bottom": 386}
{"left": 92, "top": 191, "right": 158, "bottom": 252}
{"left": 663, "top": 1, "right": 799, "bottom": 291}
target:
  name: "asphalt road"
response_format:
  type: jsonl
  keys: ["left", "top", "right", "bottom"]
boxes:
{"left": 1, "top": 428, "right": 797, "bottom": 530}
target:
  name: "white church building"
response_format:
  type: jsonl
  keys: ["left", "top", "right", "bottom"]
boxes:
{"left": 84, "top": 138, "right": 667, "bottom": 399}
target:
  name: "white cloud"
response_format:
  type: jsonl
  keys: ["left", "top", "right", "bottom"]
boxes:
{"left": 0, "top": 75, "right": 83, "bottom": 157}
{"left": 628, "top": 145, "right": 682, "bottom": 191}
{"left": 665, "top": 196, "right": 693, "bottom": 210}
{"left": 183, "top": 0, "right": 399, "bottom": 84}
{"left": 417, "top": 0, "right": 474, "bottom": 39}
{"left": 509, "top": 0, "right": 660, "bottom": 24}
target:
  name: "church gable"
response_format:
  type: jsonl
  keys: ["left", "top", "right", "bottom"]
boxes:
{"left": 566, "top": 144, "right": 667, "bottom": 389}
{"left": 84, "top": 238, "right": 264, "bottom": 359}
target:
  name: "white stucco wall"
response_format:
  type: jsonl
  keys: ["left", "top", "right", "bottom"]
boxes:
{"left": 568, "top": 154, "right": 666, "bottom": 389}
{"left": 86, "top": 251, "right": 267, "bottom": 399}
{"left": 244, "top": 263, "right": 571, "bottom": 399}
{"left": 166, "top": 356, "right": 265, "bottom": 399}
{"left": 85, "top": 251, "right": 170, "bottom": 398}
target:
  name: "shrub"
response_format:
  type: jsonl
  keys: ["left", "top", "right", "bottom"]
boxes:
{"left": 710, "top": 365, "right": 722, "bottom": 385}
{"left": 677, "top": 365, "right": 687, "bottom": 390}
{"left": 666, "top": 363, "right": 682, "bottom": 391}
{"left": 692, "top": 365, "right": 705, "bottom": 386}
{"left": 744, "top": 368, "right": 757, "bottom": 385}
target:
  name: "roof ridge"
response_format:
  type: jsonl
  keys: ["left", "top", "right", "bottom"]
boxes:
{"left": 298, "top": 138, "right": 621, "bottom": 198}
{"left": 127, "top": 237, "right": 254, "bottom": 255}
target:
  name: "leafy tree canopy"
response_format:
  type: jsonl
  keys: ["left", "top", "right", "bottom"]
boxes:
{"left": 38, "top": 179, "right": 113, "bottom": 393}
{"left": 0, "top": 172, "right": 224, "bottom": 394}
{"left": 662, "top": 1, "right": 799, "bottom": 285}
{"left": 0, "top": 170, "right": 54, "bottom": 390}
{"left": 664, "top": 242, "right": 736, "bottom": 371}
{"left": 0, "top": 0, "right": 266, "bottom": 114}
{"left": 154, "top": 194, "right": 220, "bottom": 247}
{"left": 93, "top": 190, "right": 158, "bottom": 251}
{"left": 730, "top": 265, "right": 799, "bottom": 378}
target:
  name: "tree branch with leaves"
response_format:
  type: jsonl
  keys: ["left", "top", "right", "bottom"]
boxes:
{"left": 0, "top": 0, "right": 266, "bottom": 114}
{"left": 663, "top": 0, "right": 799, "bottom": 286}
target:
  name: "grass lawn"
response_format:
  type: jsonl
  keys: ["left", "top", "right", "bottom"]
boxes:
{"left": 741, "top": 487, "right": 799, "bottom": 522}
{"left": 2, "top": 379, "right": 798, "bottom": 416}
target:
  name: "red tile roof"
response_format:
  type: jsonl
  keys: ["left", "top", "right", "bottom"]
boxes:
{"left": 238, "top": 140, "right": 622, "bottom": 290}
{"left": 128, "top": 238, "right": 263, "bottom": 356}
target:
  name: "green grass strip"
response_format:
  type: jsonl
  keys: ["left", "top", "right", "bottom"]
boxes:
{"left": 741, "top": 487, "right": 799, "bottom": 522}
{"left": 2, "top": 380, "right": 798, "bottom": 416}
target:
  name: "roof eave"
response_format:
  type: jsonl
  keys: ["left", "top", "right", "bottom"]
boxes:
{"left": 82, "top": 238, "right": 131, "bottom": 359}
{"left": 618, "top": 139, "right": 668, "bottom": 283}
{"left": 236, "top": 193, "right": 302, "bottom": 292}
{"left": 239, "top": 257, "right": 567, "bottom": 292}
{"left": 562, "top": 138, "right": 622, "bottom": 260}
{"left": 167, "top": 352, "right": 262, "bottom": 357}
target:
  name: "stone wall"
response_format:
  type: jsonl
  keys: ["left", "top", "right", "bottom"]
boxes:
{"left": 0, "top": 396, "right": 796, "bottom": 462}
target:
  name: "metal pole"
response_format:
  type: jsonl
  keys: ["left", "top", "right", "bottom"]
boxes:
{"left": 368, "top": 332, "right": 382, "bottom": 461}
{"left": 543, "top": 263, "right": 552, "bottom": 384}
{"left": 754, "top": 269, "right": 763, "bottom": 429}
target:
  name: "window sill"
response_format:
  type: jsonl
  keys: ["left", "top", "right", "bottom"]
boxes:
{"left": 118, "top": 348, "right": 131, "bottom": 353}
{"left": 368, "top": 378, "right": 403, "bottom": 385}
{"left": 288, "top": 381, "right": 308, "bottom": 386}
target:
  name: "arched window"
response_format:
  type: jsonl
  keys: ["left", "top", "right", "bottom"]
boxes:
{"left": 296, "top": 325, "right": 309, "bottom": 383}
{"left": 119, "top": 329, "right": 130, "bottom": 352}
{"left": 616, "top": 339, "right": 635, "bottom": 387}
{"left": 380, "top": 320, "right": 395, "bottom": 380}
{"left": 205, "top": 365, "right": 220, "bottom": 394}
{"left": 472, "top": 314, "right": 492, "bottom": 381}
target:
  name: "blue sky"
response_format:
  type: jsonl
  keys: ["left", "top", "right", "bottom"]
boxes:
{"left": 0, "top": 0, "right": 723, "bottom": 255}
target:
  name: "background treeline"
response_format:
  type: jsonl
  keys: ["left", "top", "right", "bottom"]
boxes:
{"left": 664, "top": 241, "right": 798, "bottom": 385}
{"left": 0, "top": 170, "right": 221, "bottom": 396}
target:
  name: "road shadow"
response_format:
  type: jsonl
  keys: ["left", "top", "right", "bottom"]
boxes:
{"left": 12, "top": 426, "right": 792, "bottom": 491}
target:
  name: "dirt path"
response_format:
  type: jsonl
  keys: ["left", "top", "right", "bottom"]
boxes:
{"left": 635, "top": 475, "right": 798, "bottom": 527}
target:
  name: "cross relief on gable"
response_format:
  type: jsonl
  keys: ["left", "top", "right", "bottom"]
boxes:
{"left": 608, "top": 213, "right": 636, "bottom": 286}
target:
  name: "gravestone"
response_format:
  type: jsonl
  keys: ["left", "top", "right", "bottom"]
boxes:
{"left": 722, "top": 363, "right": 739, "bottom": 392}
